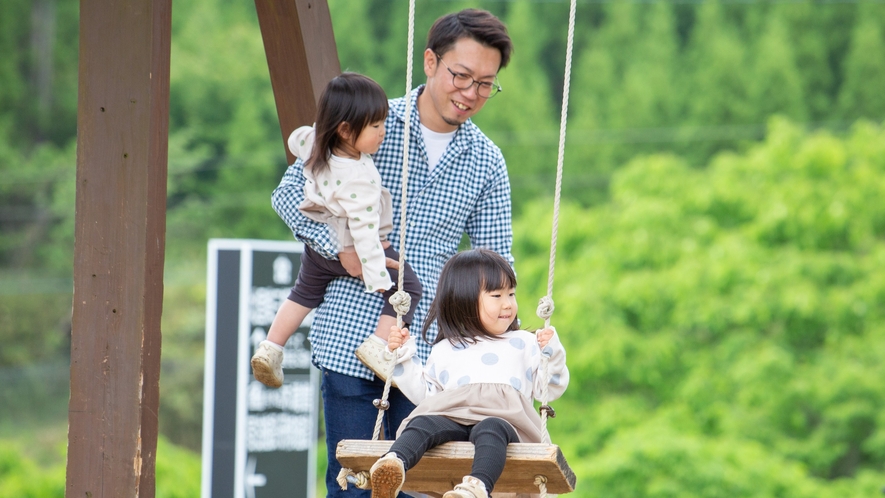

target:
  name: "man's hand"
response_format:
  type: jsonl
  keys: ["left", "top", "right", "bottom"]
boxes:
{"left": 340, "top": 247, "right": 399, "bottom": 280}
{"left": 339, "top": 246, "right": 362, "bottom": 278}
{"left": 388, "top": 325, "right": 410, "bottom": 351}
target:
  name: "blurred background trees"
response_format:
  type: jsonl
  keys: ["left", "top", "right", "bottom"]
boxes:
{"left": 1, "top": 0, "right": 884, "bottom": 494}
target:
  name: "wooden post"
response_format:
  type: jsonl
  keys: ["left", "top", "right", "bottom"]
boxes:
{"left": 66, "top": 0, "right": 171, "bottom": 495}
{"left": 254, "top": 0, "right": 342, "bottom": 163}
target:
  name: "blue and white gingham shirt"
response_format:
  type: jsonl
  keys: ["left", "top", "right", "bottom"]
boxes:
{"left": 271, "top": 86, "right": 514, "bottom": 379}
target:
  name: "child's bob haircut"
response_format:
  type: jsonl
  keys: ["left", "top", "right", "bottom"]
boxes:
{"left": 308, "top": 72, "right": 388, "bottom": 175}
{"left": 422, "top": 248, "right": 519, "bottom": 346}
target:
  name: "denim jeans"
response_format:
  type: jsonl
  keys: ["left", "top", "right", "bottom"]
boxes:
{"left": 321, "top": 367, "right": 416, "bottom": 498}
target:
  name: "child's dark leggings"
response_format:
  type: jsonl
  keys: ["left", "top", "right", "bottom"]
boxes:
{"left": 289, "top": 245, "right": 423, "bottom": 325}
{"left": 389, "top": 415, "right": 519, "bottom": 494}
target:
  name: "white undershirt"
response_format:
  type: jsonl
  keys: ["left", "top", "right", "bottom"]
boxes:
{"left": 420, "top": 123, "right": 456, "bottom": 173}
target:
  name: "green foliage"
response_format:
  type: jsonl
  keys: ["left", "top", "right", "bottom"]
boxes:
{"left": 155, "top": 436, "right": 202, "bottom": 498}
{"left": 0, "top": 286, "right": 69, "bottom": 367}
{"left": 516, "top": 118, "right": 885, "bottom": 495}
{"left": 157, "top": 272, "right": 208, "bottom": 451}
{"left": 474, "top": 0, "right": 560, "bottom": 210}
{"left": 0, "top": 435, "right": 200, "bottom": 496}
{"left": 166, "top": 0, "right": 290, "bottom": 249}
{"left": 3, "top": 0, "right": 885, "bottom": 266}
{"left": 0, "top": 440, "right": 65, "bottom": 497}
{"left": 838, "top": 5, "right": 885, "bottom": 121}
{"left": 0, "top": 0, "right": 78, "bottom": 148}
{"left": 750, "top": 11, "right": 807, "bottom": 123}
{"left": 0, "top": 136, "right": 75, "bottom": 270}
{"left": 576, "top": 420, "right": 823, "bottom": 498}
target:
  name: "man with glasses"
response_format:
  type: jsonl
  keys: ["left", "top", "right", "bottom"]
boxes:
{"left": 271, "top": 9, "right": 514, "bottom": 497}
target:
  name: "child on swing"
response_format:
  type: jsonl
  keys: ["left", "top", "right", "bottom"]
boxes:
{"left": 369, "top": 248, "right": 569, "bottom": 498}
{"left": 251, "top": 72, "right": 422, "bottom": 388}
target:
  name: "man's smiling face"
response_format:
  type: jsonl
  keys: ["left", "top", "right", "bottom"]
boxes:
{"left": 418, "top": 38, "right": 502, "bottom": 133}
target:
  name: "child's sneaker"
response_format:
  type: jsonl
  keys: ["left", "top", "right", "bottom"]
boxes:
{"left": 354, "top": 336, "right": 398, "bottom": 387}
{"left": 369, "top": 452, "right": 405, "bottom": 498}
{"left": 251, "top": 341, "right": 284, "bottom": 388}
{"left": 442, "top": 476, "right": 489, "bottom": 498}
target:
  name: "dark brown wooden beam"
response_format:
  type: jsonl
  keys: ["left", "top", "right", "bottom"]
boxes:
{"left": 67, "top": 0, "right": 171, "bottom": 494}
{"left": 254, "top": 0, "right": 342, "bottom": 164}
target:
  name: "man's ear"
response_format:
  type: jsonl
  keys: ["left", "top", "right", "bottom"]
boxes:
{"left": 423, "top": 48, "right": 437, "bottom": 78}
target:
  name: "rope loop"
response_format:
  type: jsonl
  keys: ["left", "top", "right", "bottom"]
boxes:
{"left": 337, "top": 468, "right": 371, "bottom": 490}
{"left": 534, "top": 475, "right": 549, "bottom": 498}
{"left": 536, "top": 295, "right": 555, "bottom": 321}
{"left": 336, "top": 468, "right": 349, "bottom": 490}
{"left": 389, "top": 290, "right": 411, "bottom": 317}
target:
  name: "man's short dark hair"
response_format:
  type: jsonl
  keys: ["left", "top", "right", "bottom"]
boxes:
{"left": 426, "top": 9, "right": 513, "bottom": 70}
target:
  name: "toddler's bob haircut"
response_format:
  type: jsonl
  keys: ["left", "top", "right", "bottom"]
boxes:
{"left": 423, "top": 248, "right": 519, "bottom": 346}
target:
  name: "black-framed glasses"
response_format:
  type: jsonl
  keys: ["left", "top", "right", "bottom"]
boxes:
{"left": 435, "top": 53, "right": 502, "bottom": 99}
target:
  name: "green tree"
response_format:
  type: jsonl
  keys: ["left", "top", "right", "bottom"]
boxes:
{"left": 567, "top": 2, "right": 683, "bottom": 202}
{"left": 838, "top": 6, "right": 885, "bottom": 122}
{"left": 0, "top": 0, "right": 78, "bottom": 147}
{"left": 682, "top": 0, "right": 753, "bottom": 162}
{"left": 778, "top": 4, "right": 840, "bottom": 120}
{"left": 749, "top": 12, "right": 807, "bottom": 123}
{"left": 474, "top": 0, "right": 559, "bottom": 213}
{"left": 566, "top": 2, "right": 635, "bottom": 201}
{"left": 515, "top": 118, "right": 885, "bottom": 495}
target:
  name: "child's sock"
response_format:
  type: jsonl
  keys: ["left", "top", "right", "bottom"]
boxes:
{"left": 368, "top": 335, "right": 388, "bottom": 346}
{"left": 375, "top": 314, "right": 397, "bottom": 341}
{"left": 262, "top": 340, "right": 284, "bottom": 351}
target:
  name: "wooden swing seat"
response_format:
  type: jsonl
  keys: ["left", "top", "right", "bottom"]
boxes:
{"left": 336, "top": 439, "right": 576, "bottom": 494}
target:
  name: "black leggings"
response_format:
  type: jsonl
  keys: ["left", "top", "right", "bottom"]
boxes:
{"left": 389, "top": 415, "right": 519, "bottom": 493}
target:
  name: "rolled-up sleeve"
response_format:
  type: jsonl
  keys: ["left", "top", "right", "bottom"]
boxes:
{"left": 271, "top": 161, "right": 337, "bottom": 259}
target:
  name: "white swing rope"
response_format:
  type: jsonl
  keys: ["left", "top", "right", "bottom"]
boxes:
{"left": 531, "top": 2, "right": 577, "bottom": 497}
{"left": 337, "top": 1, "right": 417, "bottom": 491}
{"left": 369, "top": 0, "right": 417, "bottom": 443}
{"left": 536, "top": 0, "right": 577, "bottom": 450}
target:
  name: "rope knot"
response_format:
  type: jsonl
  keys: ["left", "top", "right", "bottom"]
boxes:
{"left": 336, "top": 468, "right": 370, "bottom": 490}
{"left": 389, "top": 290, "right": 411, "bottom": 317}
{"left": 336, "top": 469, "right": 350, "bottom": 490}
{"left": 539, "top": 404, "right": 556, "bottom": 418}
{"left": 536, "top": 296, "right": 555, "bottom": 320}
{"left": 534, "top": 475, "right": 549, "bottom": 498}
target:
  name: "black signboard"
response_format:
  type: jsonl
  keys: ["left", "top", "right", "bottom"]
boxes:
{"left": 202, "top": 239, "right": 319, "bottom": 498}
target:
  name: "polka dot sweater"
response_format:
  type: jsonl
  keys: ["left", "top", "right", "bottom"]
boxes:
{"left": 288, "top": 126, "right": 394, "bottom": 293}
{"left": 391, "top": 328, "right": 569, "bottom": 441}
